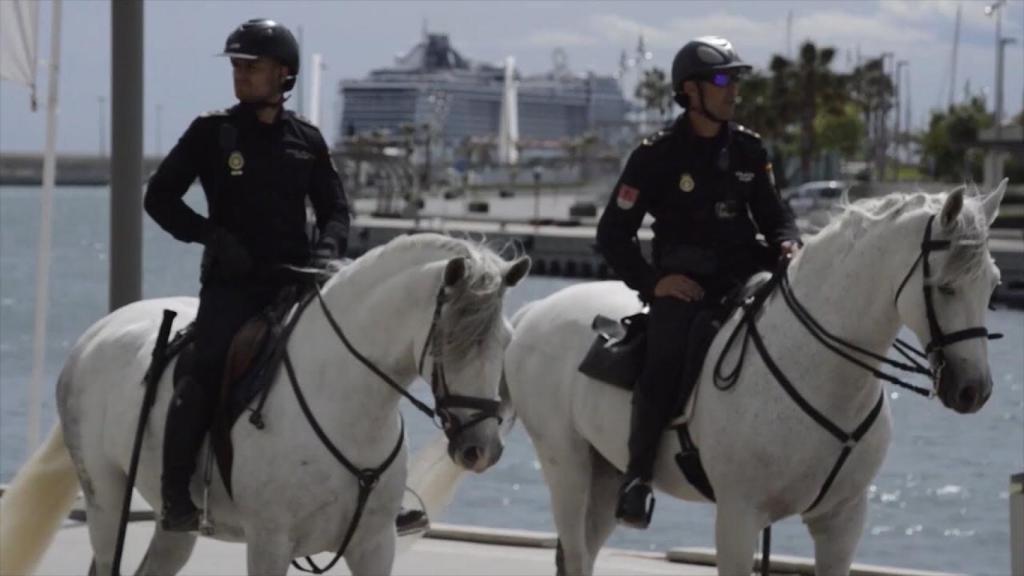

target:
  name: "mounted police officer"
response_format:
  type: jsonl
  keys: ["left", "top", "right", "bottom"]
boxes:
{"left": 596, "top": 36, "right": 801, "bottom": 529}
{"left": 144, "top": 18, "right": 350, "bottom": 532}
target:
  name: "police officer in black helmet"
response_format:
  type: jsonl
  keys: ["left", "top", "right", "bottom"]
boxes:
{"left": 597, "top": 36, "right": 801, "bottom": 529}
{"left": 145, "top": 18, "right": 349, "bottom": 531}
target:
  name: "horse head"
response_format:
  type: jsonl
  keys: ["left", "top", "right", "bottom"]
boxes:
{"left": 426, "top": 249, "right": 530, "bottom": 472}
{"left": 894, "top": 180, "right": 1006, "bottom": 414}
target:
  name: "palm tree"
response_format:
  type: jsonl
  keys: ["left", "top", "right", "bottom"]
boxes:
{"left": 848, "top": 57, "right": 894, "bottom": 181}
{"left": 778, "top": 42, "right": 843, "bottom": 181}
{"left": 635, "top": 67, "right": 675, "bottom": 123}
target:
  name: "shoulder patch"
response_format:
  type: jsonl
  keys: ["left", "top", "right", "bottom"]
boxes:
{"left": 732, "top": 123, "right": 762, "bottom": 141}
{"left": 641, "top": 128, "right": 672, "bottom": 147}
{"left": 199, "top": 108, "right": 229, "bottom": 118}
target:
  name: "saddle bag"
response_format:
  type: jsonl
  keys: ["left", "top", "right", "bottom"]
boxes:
{"left": 578, "top": 313, "right": 647, "bottom": 390}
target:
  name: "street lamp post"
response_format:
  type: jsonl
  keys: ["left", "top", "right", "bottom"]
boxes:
{"left": 985, "top": 0, "right": 1008, "bottom": 136}
{"left": 532, "top": 165, "right": 542, "bottom": 225}
{"left": 895, "top": 60, "right": 907, "bottom": 180}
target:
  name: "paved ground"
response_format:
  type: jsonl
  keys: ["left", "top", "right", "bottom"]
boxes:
{"left": 33, "top": 520, "right": 717, "bottom": 576}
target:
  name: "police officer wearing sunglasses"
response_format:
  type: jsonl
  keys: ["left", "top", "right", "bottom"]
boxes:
{"left": 596, "top": 36, "right": 801, "bottom": 529}
{"left": 144, "top": 18, "right": 350, "bottom": 531}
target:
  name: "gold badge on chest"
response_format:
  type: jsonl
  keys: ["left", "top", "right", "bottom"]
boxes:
{"left": 228, "top": 151, "right": 244, "bottom": 176}
{"left": 679, "top": 172, "right": 695, "bottom": 192}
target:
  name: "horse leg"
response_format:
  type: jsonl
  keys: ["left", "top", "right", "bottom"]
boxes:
{"left": 713, "top": 504, "right": 763, "bottom": 576}
{"left": 245, "top": 530, "right": 294, "bottom": 576}
{"left": 803, "top": 493, "right": 868, "bottom": 576}
{"left": 535, "top": 438, "right": 594, "bottom": 576}
{"left": 344, "top": 529, "right": 396, "bottom": 576}
{"left": 583, "top": 449, "right": 622, "bottom": 561}
{"left": 133, "top": 528, "right": 197, "bottom": 576}
{"left": 80, "top": 464, "right": 130, "bottom": 576}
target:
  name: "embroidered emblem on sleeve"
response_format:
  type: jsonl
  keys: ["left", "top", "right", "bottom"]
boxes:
{"left": 616, "top": 183, "right": 640, "bottom": 210}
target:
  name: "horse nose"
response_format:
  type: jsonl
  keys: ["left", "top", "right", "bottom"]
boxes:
{"left": 957, "top": 386, "right": 977, "bottom": 412}
{"left": 461, "top": 446, "right": 480, "bottom": 467}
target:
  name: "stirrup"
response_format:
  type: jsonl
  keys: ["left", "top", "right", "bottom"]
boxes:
{"left": 396, "top": 508, "right": 430, "bottom": 537}
{"left": 615, "top": 478, "right": 655, "bottom": 530}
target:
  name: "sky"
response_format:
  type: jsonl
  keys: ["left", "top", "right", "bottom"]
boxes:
{"left": 1, "top": 0, "right": 1022, "bottom": 155}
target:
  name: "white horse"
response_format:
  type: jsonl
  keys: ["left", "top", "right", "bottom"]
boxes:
{"left": 503, "top": 183, "right": 1006, "bottom": 575}
{"left": 0, "top": 233, "right": 530, "bottom": 576}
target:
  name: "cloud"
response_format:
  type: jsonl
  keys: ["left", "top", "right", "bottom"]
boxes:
{"left": 794, "top": 10, "right": 934, "bottom": 48}
{"left": 524, "top": 29, "right": 599, "bottom": 48}
{"left": 879, "top": 0, "right": 1021, "bottom": 34}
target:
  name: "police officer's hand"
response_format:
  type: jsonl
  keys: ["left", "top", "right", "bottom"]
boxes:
{"left": 310, "top": 238, "right": 338, "bottom": 269}
{"left": 654, "top": 274, "right": 705, "bottom": 302}
{"left": 780, "top": 240, "right": 801, "bottom": 258}
{"left": 202, "top": 227, "right": 252, "bottom": 280}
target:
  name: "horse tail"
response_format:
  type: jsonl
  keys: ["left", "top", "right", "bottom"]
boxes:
{"left": 406, "top": 431, "right": 464, "bottom": 523}
{"left": 0, "top": 424, "right": 79, "bottom": 576}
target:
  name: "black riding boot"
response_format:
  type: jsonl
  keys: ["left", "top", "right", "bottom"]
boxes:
{"left": 161, "top": 376, "right": 214, "bottom": 532}
{"left": 616, "top": 398, "right": 659, "bottom": 529}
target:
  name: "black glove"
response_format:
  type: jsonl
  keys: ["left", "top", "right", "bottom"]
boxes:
{"left": 201, "top": 227, "right": 253, "bottom": 281}
{"left": 310, "top": 238, "right": 339, "bottom": 268}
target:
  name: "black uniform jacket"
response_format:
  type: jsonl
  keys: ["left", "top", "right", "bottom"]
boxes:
{"left": 596, "top": 114, "right": 799, "bottom": 302}
{"left": 144, "top": 104, "right": 350, "bottom": 272}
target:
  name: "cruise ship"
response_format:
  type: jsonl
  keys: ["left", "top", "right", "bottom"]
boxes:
{"left": 338, "top": 33, "right": 629, "bottom": 151}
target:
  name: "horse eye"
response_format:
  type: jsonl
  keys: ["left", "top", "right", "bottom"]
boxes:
{"left": 938, "top": 285, "right": 955, "bottom": 296}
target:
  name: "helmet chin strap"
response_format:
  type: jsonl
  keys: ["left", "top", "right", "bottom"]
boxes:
{"left": 240, "top": 88, "right": 289, "bottom": 112}
{"left": 694, "top": 83, "right": 727, "bottom": 125}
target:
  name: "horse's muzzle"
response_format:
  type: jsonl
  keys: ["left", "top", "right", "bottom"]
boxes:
{"left": 448, "top": 426, "right": 504, "bottom": 473}
{"left": 937, "top": 361, "right": 993, "bottom": 414}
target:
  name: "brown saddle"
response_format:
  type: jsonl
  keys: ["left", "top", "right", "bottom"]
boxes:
{"left": 169, "top": 286, "right": 316, "bottom": 497}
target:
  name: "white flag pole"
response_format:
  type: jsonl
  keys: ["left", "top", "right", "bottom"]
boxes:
{"left": 27, "top": 0, "right": 62, "bottom": 453}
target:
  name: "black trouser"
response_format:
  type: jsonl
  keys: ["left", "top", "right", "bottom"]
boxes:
{"left": 161, "top": 281, "right": 280, "bottom": 507}
{"left": 626, "top": 295, "right": 716, "bottom": 482}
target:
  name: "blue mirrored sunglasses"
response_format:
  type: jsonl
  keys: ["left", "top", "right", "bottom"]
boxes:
{"left": 705, "top": 72, "right": 741, "bottom": 87}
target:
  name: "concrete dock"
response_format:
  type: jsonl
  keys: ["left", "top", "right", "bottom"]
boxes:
{"left": 31, "top": 517, "right": 965, "bottom": 576}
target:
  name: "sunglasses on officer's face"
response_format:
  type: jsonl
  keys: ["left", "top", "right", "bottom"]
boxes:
{"left": 702, "top": 73, "right": 741, "bottom": 88}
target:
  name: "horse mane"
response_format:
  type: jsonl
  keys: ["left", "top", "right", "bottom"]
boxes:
{"left": 811, "top": 187, "right": 993, "bottom": 286}
{"left": 326, "top": 233, "right": 510, "bottom": 358}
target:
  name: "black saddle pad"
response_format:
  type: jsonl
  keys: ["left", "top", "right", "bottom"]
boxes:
{"left": 578, "top": 273, "right": 772, "bottom": 390}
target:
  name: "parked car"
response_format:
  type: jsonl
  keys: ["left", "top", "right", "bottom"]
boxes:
{"left": 781, "top": 180, "right": 851, "bottom": 214}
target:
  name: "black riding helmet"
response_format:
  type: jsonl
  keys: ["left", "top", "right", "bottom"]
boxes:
{"left": 221, "top": 19, "right": 300, "bottom": 92}
{"left": 670, "top": 36, "right": 751, "bottom": 109}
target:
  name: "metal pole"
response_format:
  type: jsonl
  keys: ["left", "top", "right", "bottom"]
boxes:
{"left": 894, "top": 61, "right": 906, "bottom": 181}
{"left": 98, "top": 96, "right": 105, "bottom": 157}
{"left": 1012, "top": 472, "right": 1023, "bottom": 576}
{"left": 155, "top": 103, "right": 162, "bottom": 156}
{"left": 996, "top": 6, "right": 1003, "bottom": 138}
{"left": 110, "top": 0, "right": 143, "bottom": 311}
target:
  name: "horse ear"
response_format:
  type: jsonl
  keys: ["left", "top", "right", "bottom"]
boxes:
{"left": 444, "top": 257, "right": 467, "bottom": 287}
{"left": 940, "top": 188, "right": 964, "bottom": 230}
{"left": 980, "top": 178, "right": 1008, "bottom": 227}
{"left": 503, "top": 256, "right": 531, "bottom": 287}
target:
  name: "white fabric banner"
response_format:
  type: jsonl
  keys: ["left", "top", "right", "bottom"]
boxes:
{"left": 0, "top": 0, "right": 39, "bottom": 89}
